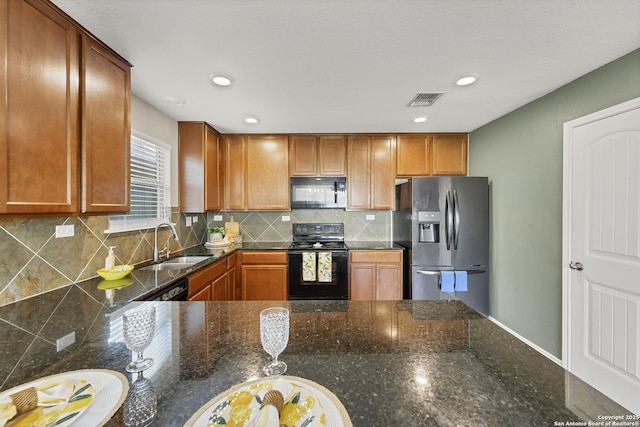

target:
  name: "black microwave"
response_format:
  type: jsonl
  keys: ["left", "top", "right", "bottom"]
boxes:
{"left": 290, "top": 177, "right": 347, "bottom": 209}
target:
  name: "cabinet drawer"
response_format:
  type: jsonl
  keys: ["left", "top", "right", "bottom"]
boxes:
{"left": 188, "top": 258, "right": 226, "bottom": 296}
{"left": 240, "top": 251, "right": 287, "bottom": 264}
{"left": 350, "top": 250, "right": 402, "bottom": 264}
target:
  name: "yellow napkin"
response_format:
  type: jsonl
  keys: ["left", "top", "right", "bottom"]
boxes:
{"left": 0, "top": 378, "right": 75, "bottom": 426}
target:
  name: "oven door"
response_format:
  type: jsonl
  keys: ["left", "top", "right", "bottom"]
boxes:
{"left": 288, "top": 250, "right": 349, "bottom": 299}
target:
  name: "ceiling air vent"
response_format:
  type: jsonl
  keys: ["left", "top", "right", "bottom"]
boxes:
{"left": 407, "top": 92, "right": 444, "bottom": 107}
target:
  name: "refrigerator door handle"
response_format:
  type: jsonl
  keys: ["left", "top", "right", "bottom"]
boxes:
{"left": 453, "top": 190, "right": 460, "bottom": 249}
{"left": 445, "top": 191, "right": 453, "bottom": 250}
{"left": 417, "top": 268, "right": 486, "bottom": 275}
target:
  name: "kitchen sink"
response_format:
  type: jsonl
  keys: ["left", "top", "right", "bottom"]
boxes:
{"left": 140, "top": 256, "right": 211, "bottom": 271}
{"left": 167, "top": 256, "right": 211, "bottom": 264}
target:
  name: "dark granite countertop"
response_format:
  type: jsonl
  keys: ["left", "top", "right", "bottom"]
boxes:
{"left": 76, "top": 244, "right": 238, "bottom": 306}
{"left": 78, "top": 242, "right": 406, "bottom": 306}
{"left": 346, "top": 241, "right": 404, "bottom": 250}
{"left": 0, "top": 298, "right": 629, "bottom": 426}
{"left": 76, "top": 243, "right": 291, "bottom": 306}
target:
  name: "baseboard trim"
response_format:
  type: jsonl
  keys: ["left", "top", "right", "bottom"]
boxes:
{"left": 487, "top": 316, "right": 562, "bottom": 366}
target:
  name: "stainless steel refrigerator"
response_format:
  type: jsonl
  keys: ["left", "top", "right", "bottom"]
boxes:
{"left": 393, "top": 177, "right": 489, "bottom": 315}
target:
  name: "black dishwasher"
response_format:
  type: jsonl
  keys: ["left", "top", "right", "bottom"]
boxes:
{"left": 140, "top": 278, "right": 189, "bottom": 301}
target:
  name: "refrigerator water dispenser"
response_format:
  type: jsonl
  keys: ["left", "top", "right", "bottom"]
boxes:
{"left": 418, "top": 211, "right": 440, "bottom": 243}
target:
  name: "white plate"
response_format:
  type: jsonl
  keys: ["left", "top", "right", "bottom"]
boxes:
{"left": 205, "top": 241, "right": 232, "bottom": 248}
{"left": 185, "top": 376, "right": 351, "bottom": 427}
{"left": 1, "top": 370, "right": 128, "bottom": 427}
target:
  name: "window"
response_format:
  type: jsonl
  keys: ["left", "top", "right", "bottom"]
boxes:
{"left": 107, "top": 130, "right": 171, "bottom": 233}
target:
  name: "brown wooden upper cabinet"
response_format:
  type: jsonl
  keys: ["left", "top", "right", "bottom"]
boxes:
{"left": 431, "top": 134, "right": 468, "bottom": 175}
{"left": 222, "top": 135, "right": 246, "bottom": 211}
{"left": 222, "top": 135, "right": 290, "bottom": 211}
{"left": 0, "top": 0, "right": 131, "bottom": 216}
{"left": 396, "top": 133, "right": 468, "bottom": 177}
{"left": 290, "top": 135, "right": 346, "bottom": 176}
{"left": 82, "top": 36, "right": 131, "bottom": 213}
{"left": 247, "top": 135, "right": 290, "bottom": 210}
{"left": 179, "top": 122, "right": 222, "bottom": 212}
{"left": 347, "top": 135, "right": 396, "bottom": 210}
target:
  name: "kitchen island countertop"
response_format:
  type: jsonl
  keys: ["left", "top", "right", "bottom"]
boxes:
{"left": 0, "top": 298, "right": 630, "bottom": 426}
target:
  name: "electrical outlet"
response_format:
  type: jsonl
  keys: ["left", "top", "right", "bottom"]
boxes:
{"left": 282, "top": 215, "right": 290, "bottom": 222}
{"left": 56, "top": 331, "right": 75, "bottom": 351}
{"left": 185, "top": 217, "right": 192, "bottom": 227}
{"left": 213, "top": 215, "right": 223, "bottom": 221}
{"left": 55, "top": 224, "right": 74, "bottom": 238}
{"left": 192, "top": 216, "right": 198, "bottom": 223}
{"left": 366, "top": 214, "right": 375, "bottom": 220}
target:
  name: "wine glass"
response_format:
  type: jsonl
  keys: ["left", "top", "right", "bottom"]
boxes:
{"left": 124, "top": 372, "right": 157, "bottom": 427}
{"left": 123, "top": 307, "right": 156, "bottom": 373}
{"left": 260, "top": 307, "right": 290, "bottom": 376}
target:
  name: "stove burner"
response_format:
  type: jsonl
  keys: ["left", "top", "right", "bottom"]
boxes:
{"left": 289, "top": 241, "right": 348, "bottom": 250}
{"left": 290, "top": 223, "right": 347, "bottom": 251}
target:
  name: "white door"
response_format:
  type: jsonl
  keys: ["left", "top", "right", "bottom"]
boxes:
{"left": 563, "top": 97, "right": 640, "bottom": 415}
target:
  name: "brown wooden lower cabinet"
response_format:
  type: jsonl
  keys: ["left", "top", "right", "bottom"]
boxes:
{"left": 350, "top": 250, "right": 403, "bottom": 300}
{"left": 211, "top": 274, "right": 228, "bottom": 301}
{"left": 189, "top": 285, "right": 211, "bottom": 302}
{"left": 239, "top": 251, "right": 288, "bottom": 300}
{"left": 187, "top": 257, "right": 232, "bottom": 301}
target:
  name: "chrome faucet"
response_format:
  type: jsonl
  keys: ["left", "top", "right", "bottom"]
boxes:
{"left": 153, "top": 222, "right": 179, "bottom": 262}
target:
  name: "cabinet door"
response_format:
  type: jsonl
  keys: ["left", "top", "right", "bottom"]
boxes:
{"left": 347, "top": 136, "right": 370, "bottom": 210}
{"left": 242, "top": 265, "right": 287, "bottom": 300}
{"left": 179, "top": 122, "right": 222, "bottom": 212}
{"left": 211, "top": 273, "right": 228, "bottom": 301}
{"left": 228, "top": 267, "right": 237, "bottom": 300}
{"left": 370, "top": 135, "right": 395, "bottom": 210}
{"left": 188, "top": 285, "right": 211, "bottom": 301}
{"left": 350, "top": 263, "right": 376, "bottom": 300}
{"left": 82, "top": 36, "right": 131, "bottom": 213}
{"left": 376, "top": 264, "right": 402, "bottom": 300}
{"left": 396, "top": 134, "right": 431, "bottom": 176}
{"left": 318, "top": 135, "right": 346, "bottom": 176}
{"left": 432, "top": 134, "right": 468, "bottom": 175}
{"left": 179, "top": 122, "right": 205, "bottom": 212}
{"left": 205, "top": 126, "right": 222, "bottom": 211}
{"left": 223, "top": 135, "right": 246, "bottom": 210}
{"left": 246, "top": 135, "right": 289, "bottom": 210}
{"left": 1, "top": 0, "right": 79, "bottom": 214}
{"left": 289, "top": 135, "right": 317, "bottom": 176}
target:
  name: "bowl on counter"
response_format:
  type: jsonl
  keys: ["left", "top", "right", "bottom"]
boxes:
{"left": 97, "top": 264, "right": 134, "bottom": 280}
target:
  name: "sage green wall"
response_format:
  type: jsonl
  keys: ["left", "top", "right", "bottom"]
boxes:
{"left": 468, "top": 49, "right": 640, "bottom": 358}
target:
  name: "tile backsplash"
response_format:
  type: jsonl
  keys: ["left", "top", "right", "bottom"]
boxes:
{"left": 0, "top": 209, "right": 390, "bottom": 306}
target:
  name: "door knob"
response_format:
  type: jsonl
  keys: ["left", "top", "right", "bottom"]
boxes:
{"left": 569, "top": 261, "right": 584, "bottom": 271}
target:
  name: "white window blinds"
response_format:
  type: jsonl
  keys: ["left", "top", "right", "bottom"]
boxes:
{"left": 107, "top": 131, "right": 171, "bottom": 233}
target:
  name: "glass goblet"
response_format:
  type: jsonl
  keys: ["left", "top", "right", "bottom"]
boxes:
{"left": 123, "top": 307, "right": 156, "bottom": 373}
{"left": 124, "top": 372, "right": 157, "bottom": 427}
{"left": 260, "top": 307, "right": 289, "bottom": 376}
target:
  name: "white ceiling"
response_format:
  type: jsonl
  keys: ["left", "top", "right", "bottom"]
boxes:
{"left": 52, "top": 0, "right": 640, "bottom": 134}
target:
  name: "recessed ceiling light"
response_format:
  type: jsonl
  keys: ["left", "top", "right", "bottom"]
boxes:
{"left": 210, "top": 75, "right": 233, "bottom": 86}
{"left": 413, "top": 116, "right": 428, "bottom": 123}
{"left": 165, "top": 96, "right": 185, "bottom": 105}
{"left": 244, "top": 117, "right": 259, "bottom": 124}
{"left": 456, "top": 74, "right": 479, "bottom": 86}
